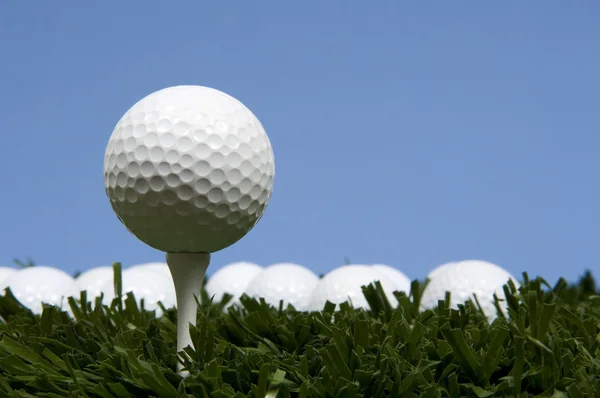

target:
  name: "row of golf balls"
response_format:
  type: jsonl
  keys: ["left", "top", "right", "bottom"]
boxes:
{"left": 0, "top": 260, "right": 517, "bottom": 320}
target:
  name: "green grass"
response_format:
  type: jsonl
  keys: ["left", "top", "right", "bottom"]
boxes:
{"left": 0, "top": 264, "right": 599, "bottom": 397}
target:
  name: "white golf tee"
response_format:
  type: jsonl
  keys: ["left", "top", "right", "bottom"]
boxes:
{"left": 166, "top": 252, "right": 211, "bottom": 375}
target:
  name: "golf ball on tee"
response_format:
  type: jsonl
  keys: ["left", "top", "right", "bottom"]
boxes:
{"left": 103, "top": 85, "right": 275, "bottom": 254}
{"left": 0, "top": 266, "right": 78, "bottom": 314}
{"left": 205, "top": 262, "right": 262, "bottom": 307}
{"left": 244, "top": 263, "right": 319, "bottom": 311}
{"left": 101, "top": 267, "right": 177, "bottom": 315}
{"left": 420, "top": 260, "right": 519, "bottom": 321}
{"left": 308, "top": 265, "right": 398, "bottom": 311}
{"left": 75, "top": 266, "right": 114, "bottom": 299}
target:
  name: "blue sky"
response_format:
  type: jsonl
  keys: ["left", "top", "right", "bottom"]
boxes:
{"left": 0, "top": 2, "right": 598, "bottom": 284}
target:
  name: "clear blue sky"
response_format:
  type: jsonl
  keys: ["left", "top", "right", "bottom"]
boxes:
{"left": 1, "top": 2, "right": 598, "bottom": 284}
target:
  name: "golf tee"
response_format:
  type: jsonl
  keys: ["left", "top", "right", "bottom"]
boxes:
{"left": 166, "top": 252, "right": 211, "bottom": 375}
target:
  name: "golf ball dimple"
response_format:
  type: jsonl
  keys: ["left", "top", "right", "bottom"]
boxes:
{"left": 420, "top": 260, "right": 520, "bottom": 321}
{"left": 104, "top": 85, "right": 275, "bottom": 253}
{"left": 101, "top": 267, "right": 177, "bottom": 316}
{"left": 308, "top": 265, "right": 398, "bottom": 311}
{"left": 244, "top": 263, "right": 319, "bottom": 311}
{"left": 0, "top": 266, "right": 78, "bottom": 314}
{"left": 205, "top": 262, "right": 262, "bottom": 308}
{"left": 75, "top": 266, "right": 114, "bottom": 299}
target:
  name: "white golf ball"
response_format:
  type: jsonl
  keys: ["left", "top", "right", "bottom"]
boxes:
{"left": 372, "top": 264, "right": 411, "bottom": 294}
{"left": 101, "top": 267, "right": 177, "bottom": 315}
{"left": 0, "top": 266, "right": 78, "bottom": 314}
{"left": 426, "top": 261, "right": 458, "bottom": 279}
{"left": 244, "top": 263, "right": 319, "bottom": 311}
{"left": 308, "top": 265, "right": 398, "bottom": 311}
{"left": 129, "top": 262, "right": 171, "bottom": 277}
{"left": 75, "top": 266, "right": 114, "bottom": 300}
{"left": 104, "top": 85, "right": 275, "bottom": 254}
{"left": 420, "top": 260, "right": 519, "bottom": 321}
{"left": 205, "top": 262, "right": 262, "bottom": 307}
{"left": 0, "top": 267, "right": 17, "bottom": 286}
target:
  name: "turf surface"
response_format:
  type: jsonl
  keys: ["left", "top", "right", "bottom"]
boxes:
{"left": 0, "top": 264, "right": 599, "bottom": 397}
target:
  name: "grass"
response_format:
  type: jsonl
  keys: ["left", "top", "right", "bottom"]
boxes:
{"left": 0, "top": 264, "right": 599, "bottom": 397}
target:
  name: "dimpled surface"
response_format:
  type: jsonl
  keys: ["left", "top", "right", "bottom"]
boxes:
{"left": 244, "top": 263, "right": 319, "bottom": 311}
{"left": 0, "top": 266, "right": 78, "bottom": 315}
{"left": 102, "top": 267, "right": 176, "bottom": 316}
{"left": 206, "top": 262, "right": 262, "bottom": 308}
{"left": 372, "top": 264, "right": 411, "bottom": 293}
{"left": 104, "top": 85, "right": 275, "bottom": 253}
{"left": 75, "top": 266, "right": 113, "bottom": 299}
{"left": 421, "top": 260, "right": 519, "bottom": 321}
{"left": 308, "top": 265, "right": 398, "bottom": 311}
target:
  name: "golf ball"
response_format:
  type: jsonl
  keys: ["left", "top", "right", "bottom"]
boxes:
{"left": 420, "top": 260, "right": 519, "bottom": 321}
{"left": 308, "top": 265, "right": 398, "bottom": 311}
{"left": 426, "top": 261, "right": 458, "bottom": 279}
{"left": 0, "top": 266, "right": 78, "bottom": 314}
{"left": 104, "top": 85, "right": 275, "bottom": 253}
{"left": 205, "top": 262, "right": 262, "bottom": 308}
{"left": 129, "top": 262, "right": 171, "bottom": 277}
{"left": 101, "top": 267, "right": 177, "bottom": 315}
{"left": 244, "top": 263, "right": 319, "bottom": 311}
{"left": 0, "top": 267, "right": 17, "bottom": 285}
{"left": 372, "top": 264, "right": 411, "bottom": 294}
{"left": 75, "top": 266, "right": 114, "bottom": 299}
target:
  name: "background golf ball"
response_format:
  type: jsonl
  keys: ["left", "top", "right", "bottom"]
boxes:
{"left": 0, "top": 266, "right": 78, "bottom": 314}
{"left": 372, "top": 264, "right": 411, "bottom": 294}
{"left": 205, "top": 262, "right": 262, "bottom": 307}
{"left": 308, "top": 265, "right": 398, "bottom": 311}
{"left": 244, "top": 263, "right": 319, "bottom": 311}
{"left": 102, "top": 267, "right": 177, "bottom": 315}
{"left": 129, "top": 262, "right": 171, "bottom": 277}
{"left": 426, "top": 261, "right": 458, "bottom": 279}
{"left": 0, "top": 267, "right": 17, "bottom": 285}
{"left": 104, "top": 85, "right": 275, "bottom": 253}
{"left": 75, "top": 266, "right": 114, "bottom": 299}
{"left": 420, "top": 260, "right": 519, "bottom": 321}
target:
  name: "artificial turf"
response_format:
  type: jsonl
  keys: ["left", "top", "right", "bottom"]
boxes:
{"left": 0, "top": 263, "right": 599, "bottom": 397}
